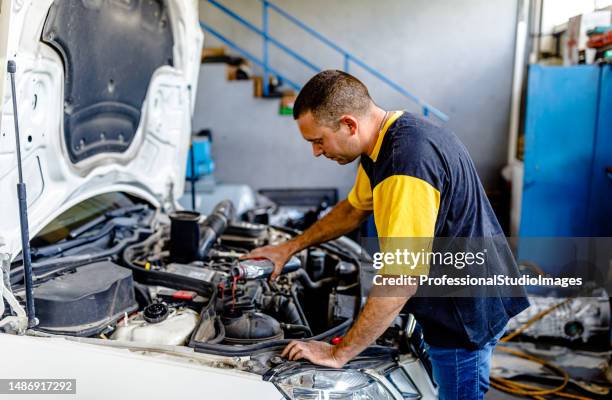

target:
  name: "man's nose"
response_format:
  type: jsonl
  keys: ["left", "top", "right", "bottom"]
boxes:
{"left": 312, "top": 143, "right": 323, "bottom": 157}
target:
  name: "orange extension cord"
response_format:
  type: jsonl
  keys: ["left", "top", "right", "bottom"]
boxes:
{"left": 490, "top": 298, "right": 599, "bottom": 400}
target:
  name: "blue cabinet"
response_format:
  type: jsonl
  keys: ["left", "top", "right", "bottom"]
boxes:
{"left": 519, "top": 65, "right": 612, "bottom": 276}
{"left": 588, "top": 66, "right": 612, "bottom": 236}
{"left": 520, "top": 65, "right": 612, "bottom": 237}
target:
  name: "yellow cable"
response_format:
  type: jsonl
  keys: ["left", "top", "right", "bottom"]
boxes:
{"left": 500, "top": 298, "right": 573, "bottom": 343}
{"left": 490, "top": 298, "right": 597, "bottom": 399}
{"left": 493, "top": 346, "right": 569, "bottom": 396}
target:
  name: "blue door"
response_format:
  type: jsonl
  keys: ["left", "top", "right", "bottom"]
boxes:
{"left": 587, "top": 64, "right": 612, "bottom": 236}
{"left": 518, "top": 65, "right": 611, "bottom": 281}
{"left": 520, "top": 65, "right": 601, "bottom": 237}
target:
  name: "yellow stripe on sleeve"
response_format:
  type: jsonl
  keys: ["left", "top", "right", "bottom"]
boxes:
{"left": 373, "top": 175, "right": 440, "bottom": 276}
{"left": 347, "top": 164, "right": 373, "bottom": 211}
{"left": 373, "top": 175, "right": 440, "bottom": 237}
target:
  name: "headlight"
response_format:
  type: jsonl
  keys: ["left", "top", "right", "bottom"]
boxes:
{"left": 273, "top": 368, "right": 395, "bottom": 400}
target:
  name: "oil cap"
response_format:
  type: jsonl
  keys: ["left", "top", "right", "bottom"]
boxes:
{"left": 143, "top": 303, "right": 169, "bottom": 324}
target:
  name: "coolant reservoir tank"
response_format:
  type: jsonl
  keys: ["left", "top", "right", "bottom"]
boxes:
{"left": 111, "top": 304, "right": 199, "bottom": 345}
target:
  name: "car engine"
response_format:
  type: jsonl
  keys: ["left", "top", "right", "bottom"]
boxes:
{"left": 5, "top": 196, "right": 361, "bottom": 353}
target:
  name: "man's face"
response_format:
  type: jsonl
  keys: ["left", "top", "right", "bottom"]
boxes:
{"left": 296, "top": 112, "right": 361, "bottom": 165}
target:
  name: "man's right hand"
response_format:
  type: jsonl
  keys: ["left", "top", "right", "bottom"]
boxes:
{"left": 239, "top": 200, "right": 368, "bottom": 280}
{"left": 240, "top": 242, "right": 296, "bottom": 280}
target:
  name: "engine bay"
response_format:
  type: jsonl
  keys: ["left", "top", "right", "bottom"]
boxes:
{"left": 5, "top": 193, "right": 362, "bottom": 354}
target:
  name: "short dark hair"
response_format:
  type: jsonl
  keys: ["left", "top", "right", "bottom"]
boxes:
{"left": 293, "top": 70, "right": 373, "bottom": 129}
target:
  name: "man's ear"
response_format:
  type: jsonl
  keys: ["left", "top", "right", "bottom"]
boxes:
{"left": 340, "top": 115, "right": 358, "bottom": 136}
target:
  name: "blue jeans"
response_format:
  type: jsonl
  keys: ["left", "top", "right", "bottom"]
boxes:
{"left": 424, "top": 330, "right": 502, "bottom": 400}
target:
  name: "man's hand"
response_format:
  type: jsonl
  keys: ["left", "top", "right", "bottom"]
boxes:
{"left": 281, "top": 340, "right": 347, "bottom": 368}
{"left": 241, "top": 200, "right": 369, "bottom": 280}
{"left": 282, "top": 285, "right": 415, "bottom": 368}
{"left": 241, "top": 242, "right": 295, "bottom": 280}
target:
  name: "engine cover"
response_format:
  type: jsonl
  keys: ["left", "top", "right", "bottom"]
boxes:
{"left": 34, "top": 261, "right": 138, "bottom": 336}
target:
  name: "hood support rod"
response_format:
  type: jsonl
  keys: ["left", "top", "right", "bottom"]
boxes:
{"left": 7, "top": 60, "right": 38, "bottom": 329}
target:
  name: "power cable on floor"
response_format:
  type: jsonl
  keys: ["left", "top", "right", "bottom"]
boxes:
{"left": 491, "top": 298, "right": 598, "bottom": 400}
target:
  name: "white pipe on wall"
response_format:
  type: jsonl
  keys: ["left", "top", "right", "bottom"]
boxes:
{"left": 507, "top": 0, "right": 530, "bottom": 165}
{"left": 507, "top": 0, "right": 530, "bottom": 236}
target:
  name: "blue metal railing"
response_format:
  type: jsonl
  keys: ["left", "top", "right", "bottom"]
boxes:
{"left": 199, "top": 23, "right": 302, "bottom": 91}
{"left": 200, "top": 0, "right": 448, "bottom": 122}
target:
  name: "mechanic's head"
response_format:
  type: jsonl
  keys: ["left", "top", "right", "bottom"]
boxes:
{"left": 293, "top": 70, "right": 376, "bottom": 165}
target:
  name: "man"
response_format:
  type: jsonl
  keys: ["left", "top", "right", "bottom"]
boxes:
{"left": 243, "top": 70, "right": 529, "bottom": 399}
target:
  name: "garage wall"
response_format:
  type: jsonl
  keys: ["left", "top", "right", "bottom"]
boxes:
{"left": 195, "top": 0, "right": 519, "bottom": 198}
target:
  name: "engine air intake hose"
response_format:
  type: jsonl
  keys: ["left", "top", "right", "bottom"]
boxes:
{"left": 197, "top": 200, "right": 235, "bottom": 259}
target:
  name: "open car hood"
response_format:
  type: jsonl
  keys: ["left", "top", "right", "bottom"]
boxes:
{"left": 0, "top": 0, "right": 203, "bottom": 258}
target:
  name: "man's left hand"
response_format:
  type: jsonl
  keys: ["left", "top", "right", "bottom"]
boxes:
{"left": 281, "top": 340, "right": 346, "bottom": 368}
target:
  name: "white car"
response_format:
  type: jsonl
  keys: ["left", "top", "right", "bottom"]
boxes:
{"left": 0, "top": 1, "right": 437, "bottom": 398}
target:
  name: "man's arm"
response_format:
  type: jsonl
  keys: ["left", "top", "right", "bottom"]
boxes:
{"left": 333, "top": 283, "right": 416, "bottom": 362}
{"left": 282, "top": 172, "right": 440, "bottom": 366}
{"left": 243, "top": 199, "right": 371, "bottom": 278}
{"left": 285, "top": 199, "right": 371, "bottom": 253}
{"left": 282, "top": 283, "right": 416, "bottom": 367}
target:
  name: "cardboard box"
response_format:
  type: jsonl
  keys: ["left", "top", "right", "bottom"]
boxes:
{"left": 280, "top": 91, "right": 296, "bottom": 107}
{"left": 226, "top": 65, "right": 238, "bottom": 81}
{"left": 252, "top": 76, "right": 263, "bottom": 98}
{"left": 200, "top": 47, "right": 225, "bottom": 62}
{"left": 279, "top": 92, "right": 296, "bottom": 116}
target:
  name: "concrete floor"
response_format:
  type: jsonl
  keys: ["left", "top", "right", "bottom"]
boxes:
{"left": 486, "top": 389, "right": 522, "bottom": 399}
{"left": 485, "top": 342, "right": 611, "bottom": 399}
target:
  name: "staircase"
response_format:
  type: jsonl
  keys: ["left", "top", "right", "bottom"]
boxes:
{"left": 198, "top": 0, "right": 448, "bottom": 122}
{"left": 201, "top": 46, "right": 298, "bottom": 116}
{"left": 192, "top": 62, "right": 361, "bottom": 199}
